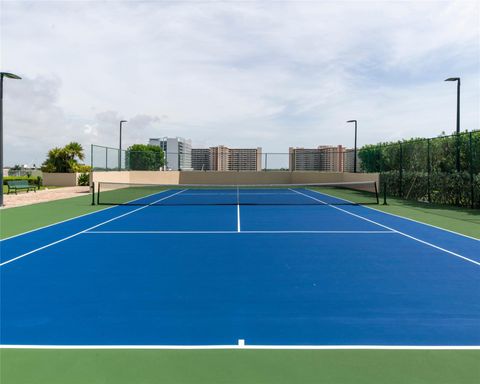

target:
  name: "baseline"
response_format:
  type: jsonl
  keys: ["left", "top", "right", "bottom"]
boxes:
{"left": 1, "top": 344, "right": 479, "bottom": 350}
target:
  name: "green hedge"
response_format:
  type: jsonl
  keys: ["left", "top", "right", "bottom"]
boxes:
{"left": 3, "top": 176, "right": 43, "bottom": 186}
{"left": 361, "top": 131, "right": 479, "bottom": 208}
{"left": 380, "top": 171, "right": 480, "bottom": 208}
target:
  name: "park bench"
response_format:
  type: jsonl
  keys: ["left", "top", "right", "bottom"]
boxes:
{"left": 6, "top": 180, "right": 38, "bottom": 194}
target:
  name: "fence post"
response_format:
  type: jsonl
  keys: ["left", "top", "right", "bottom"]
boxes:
{"left": 383, "top": 182, "right": 387, "bottom": 205}
{"left": 399, "top": 143, "right": 403, "bottom": 198}
{"left": 264, "top": 153, "right": 268, "bottom": 171}
{"left": 427, "top": 139, "right": 431, "bottom": 203}
{"left": 469, "top": 132, "right": 474, "bottom": 209}
{"left": 105, "top": 147, "right": 108, "bottom": 171}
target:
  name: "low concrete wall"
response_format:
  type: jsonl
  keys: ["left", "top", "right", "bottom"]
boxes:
{"left": 342, "top": 172, "right": 379, "bottom": 185}
{"left": 179, "top": 171, "right": 292, "bottom": 185}
{"left": 43, "top": 173, "right": 79, "bottom": 187}
{"left": 291, "top": 172, "right": 344, "bottom": 184}
{"left": 131, "top": 171, "right": 180, "bottom": 185}
{"left": 91, "top": 171, "right": 131, "bottom": 184}
{"left": 91, "top": 171, "right": 379, "bottom": 186}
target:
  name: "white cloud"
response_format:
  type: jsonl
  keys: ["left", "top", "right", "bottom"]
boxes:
{"left": 1, "top": 0, "right": 478, "bottom": 166}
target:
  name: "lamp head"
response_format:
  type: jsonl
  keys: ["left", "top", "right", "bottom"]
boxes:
{"left": 0, "top": 72, "right": 22, "bottom": 80}
{"left": 346, "top": 120, "right": 357, "bottom": 123}
{"left": 445, "top": 77, "right": 460, "bottom": 82}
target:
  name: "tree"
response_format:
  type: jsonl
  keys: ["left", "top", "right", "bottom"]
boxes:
{"left": 126, "top": 144, "right": 165, "bottom": 170}
{"left": 41, "top": 142, "right": 86, "bottom": 173}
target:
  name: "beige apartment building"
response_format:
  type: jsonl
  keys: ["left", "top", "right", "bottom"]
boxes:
{"left": 289, "top": 145, "right": 346, "bottom": 172}
{"left": 343, "top": 148, "right": 361, "bottom": 173}
{"left": 209, "top": 146, "right": 230, "bottom": 171}
{"left": 192, "top": 146, "right": 262, "bottom": 171}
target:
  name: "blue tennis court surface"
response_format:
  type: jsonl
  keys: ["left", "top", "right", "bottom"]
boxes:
{"left": 1, "top": 188, "right": 479, "bottom": 346}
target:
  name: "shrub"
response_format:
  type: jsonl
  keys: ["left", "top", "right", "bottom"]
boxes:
{"left": 73, "top": 164, "right": 92, "bottom": 173}
{"left": 3, "top": 176, "right": 40, "bottom": 186}
{"left": 77, "top": 173, "right": 90, "bottom": 186}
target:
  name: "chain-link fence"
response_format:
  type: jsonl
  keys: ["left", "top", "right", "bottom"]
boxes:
{"left": 91, "top": 145, "right": 164, "bottom": 171}
{"left": 91, "top": 132, "right": 479, "bottom": 208}
{"left": 91, "top": 144, "right": 361, "bottom": 173}
{"left": 359, "top": 131, "right": 480, "bottom": 208}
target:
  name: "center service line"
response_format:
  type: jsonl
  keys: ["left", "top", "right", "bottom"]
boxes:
{"left": 237, "top": 203, "right": 241, "bottom": 232}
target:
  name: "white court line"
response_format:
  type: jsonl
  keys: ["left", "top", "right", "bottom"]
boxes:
{"left": 309, "top": 188, "right": 480, "bottom": 242}
{"left": 0, "top": 188, "right": 173, "bottom": 242}
{"left": 0, "top": 204, "right": 115, "bottom": 242}
{"left": 237, "top": 204, "right": 241, "bottom": 232}
{"left": 84, "top": 230, "right": 396, "bottom": 234}
{"left": 290, "top": 189, "right": 480, "bottom": 267}
{"left": 180, "top": 192, "right": 297, "bottom": 196}
{"left": 0, "top": 189, "right": 187, "bottom": 267}
{"left": 0, "top": 344, "right": 478, "bottom": 350}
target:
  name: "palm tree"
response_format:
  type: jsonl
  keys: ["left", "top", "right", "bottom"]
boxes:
{"left": 41, "top": 143, "right": 85, "bottom": 172}
{"left": 64, "top": 142, "right": 85, "bottom": 162}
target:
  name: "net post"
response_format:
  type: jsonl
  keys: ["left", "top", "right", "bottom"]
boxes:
{"left": 469, "top": 131, "right": 474, "bottom": 209}
{"left": 399, "top": 142, "right": 403, "bottom": 198}
{"left": 97, "top": 182, "right": 101, "bottom": 205}
{"left": 91, "top": 181, "right": 95, "bottom": 205}
{"left": 427, "top": 139, "right": 431, "bottom": 203}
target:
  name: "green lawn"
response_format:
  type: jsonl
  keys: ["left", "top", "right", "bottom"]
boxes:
{"left": 314, "top": 187, "right": 480, "bottom": 239}
{"left": 0, "top": 193, "right": 103, "bottom": 239}
{"left": 1, "top": 190, "right": 479, "bottom": 383}
{"left": 2, "top": 349, "right": 479, "bottom": 384}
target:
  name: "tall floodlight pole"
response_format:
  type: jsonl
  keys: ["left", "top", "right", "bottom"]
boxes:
{"left": 444, "top": 77, "right": 461, "bottom": 172}
{"left": 347, "top": 120, "right": 358, "bottom": 173}
{"left": 0, "top": 72, "right": 22, "bottom": 206}
{"left": 119, "top": 120, "right": 127, "bottom": 171}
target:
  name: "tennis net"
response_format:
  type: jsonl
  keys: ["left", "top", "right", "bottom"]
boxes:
{"left": 95, "top": 181, "right": 379, "bottom": 206}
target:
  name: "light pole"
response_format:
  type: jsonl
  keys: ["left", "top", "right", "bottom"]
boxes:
{"left": 0, "top": 72, "right": 22, "bottom": 206}
{"left": 444, "top": 77, "right": 461, "bottom": 172}
{"left": 347, "top": 120, "right": 358, "bottom": 173}
{"left": 119, "top": 120, "right": 127, "bottom": 171}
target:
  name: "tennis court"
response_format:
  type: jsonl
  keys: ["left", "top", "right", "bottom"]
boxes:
{"left": 1, "top": 184, "right": 479, "bottom": 348}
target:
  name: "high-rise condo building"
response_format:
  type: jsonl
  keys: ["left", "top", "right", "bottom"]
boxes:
{"left": 191, "top": 148, "right": 211, "bottom": 171}
{"left": 343, "top": 148, "right": 361, "bottom": 173}
{"left": 191, "top": 146, "right": 262, "bottom": 171}
{"left": 289, "top": 145, "right": 345, "bottom": 172}
{"left": 149, "top": 137, "right": 192, "bottom": 171}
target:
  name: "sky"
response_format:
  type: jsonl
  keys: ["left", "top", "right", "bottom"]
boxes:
{"left": 1, "top": 0, "right": 479, "bottom": 167}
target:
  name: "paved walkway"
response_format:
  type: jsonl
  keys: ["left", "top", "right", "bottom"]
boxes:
{"left": 2, "top": 186, "right": 91, "bottom": 209}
